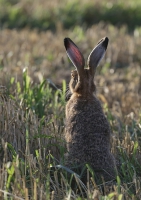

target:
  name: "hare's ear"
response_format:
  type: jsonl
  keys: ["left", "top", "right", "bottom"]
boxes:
{"left": 87, "top": 37, "right": 109, "bottom": 74}
{"left": 64, "top": 38, "right": 85, "bottom": 72}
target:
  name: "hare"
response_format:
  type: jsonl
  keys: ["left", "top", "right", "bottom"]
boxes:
{"left": 64, "top": 37, "right": 116, "bottom": 181}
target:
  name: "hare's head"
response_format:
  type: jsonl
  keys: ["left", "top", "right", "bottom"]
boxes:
{"left": 64, "top": 37, "right": 108, "bottom": 99}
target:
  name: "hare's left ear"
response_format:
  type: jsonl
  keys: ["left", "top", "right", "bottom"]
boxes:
{"left": 64, "top": 38, "right": 85, "bottom": 73}
{"left": 87, "top": 37, "right": 109, "bottom": 74}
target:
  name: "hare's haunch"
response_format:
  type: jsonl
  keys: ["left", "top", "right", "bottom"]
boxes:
{"left": 64, "top": 37, "right": 116, "bottom": 181}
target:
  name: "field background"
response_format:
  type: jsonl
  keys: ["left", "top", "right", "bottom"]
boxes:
{"left": 0, "top": 0, "right": 141, "bottom": 199}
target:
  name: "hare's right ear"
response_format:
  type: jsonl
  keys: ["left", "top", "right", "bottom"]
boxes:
{"left": 87, "top": 37, "right": 109, "bottom": 75}
{"left": 64, "top": 38, "right": 85, "bottom": 72}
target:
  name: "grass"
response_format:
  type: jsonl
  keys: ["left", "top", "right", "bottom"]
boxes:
{"left": 0, "top": 23, "right": 141, "bottom": 198}
{"left": 1, "top": 0, "right": 141, "bottom": 31}
{"left": 0, "top": 68, "right": 141, "bottom": 199}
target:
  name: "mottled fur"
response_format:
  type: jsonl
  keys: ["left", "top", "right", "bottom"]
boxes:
{"left": 64, "top": 37, "right": 116, "bottom": 181}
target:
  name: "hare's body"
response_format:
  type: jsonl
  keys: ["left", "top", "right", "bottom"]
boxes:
{"left": 64, "top": 38, "right": 116, "bottom": 180}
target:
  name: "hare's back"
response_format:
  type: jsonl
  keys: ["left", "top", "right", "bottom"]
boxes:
{"left": 66, "top": 97, "right": 111, "bottom": 139}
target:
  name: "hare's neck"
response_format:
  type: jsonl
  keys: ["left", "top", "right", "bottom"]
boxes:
{"left": 71, "top": 92, "right": 96, "bottom": 101}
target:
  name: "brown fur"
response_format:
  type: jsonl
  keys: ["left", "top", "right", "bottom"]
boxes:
{"left": 64, "top": 37, "right": 116, "bottom": 181}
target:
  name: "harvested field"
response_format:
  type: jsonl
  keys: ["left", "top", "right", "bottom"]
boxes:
{"left": 0, "top": 20, "right": 141, "bottom": 199}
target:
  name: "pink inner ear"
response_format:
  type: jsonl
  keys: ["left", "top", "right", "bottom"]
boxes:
{"left": 67, "top": 42, "right": 83, "bottom": 66}
{"left": 64, "top": 38, "right": 85, "bottom": 68}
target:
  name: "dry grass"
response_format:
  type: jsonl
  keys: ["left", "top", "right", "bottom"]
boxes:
{"left": 0, "top": 24, "right": 141, "bottom": 199}
{"left": 0, "top": 24, "right": 141, "bottom": 116}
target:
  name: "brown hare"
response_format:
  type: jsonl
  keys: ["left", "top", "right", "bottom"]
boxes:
{"left": 64, "top": 37, "right": 116, "bottom": 181}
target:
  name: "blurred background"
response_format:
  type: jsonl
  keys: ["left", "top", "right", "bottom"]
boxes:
{"left": 0, "top": 1, "right": 141, "bottom": 198}
{"left": 0, "top": 0, "right": 141, "bottom": 118}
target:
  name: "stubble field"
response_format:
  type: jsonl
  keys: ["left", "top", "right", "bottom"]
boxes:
{"left": 0, "top": 11, "right": 141, "bottom": 200}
